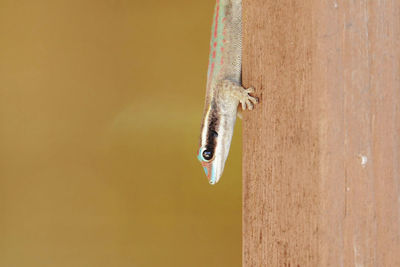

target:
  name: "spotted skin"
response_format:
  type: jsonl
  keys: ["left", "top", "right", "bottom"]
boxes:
{"left": 197, "top": 0, "right": 258, "bottom": 185}
{"left": 206, "top": 0, "right": 225, "bottom": 91}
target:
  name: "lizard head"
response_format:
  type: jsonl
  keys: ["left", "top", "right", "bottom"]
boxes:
{"left": 197, "top": 146, "right": 220, "bottom": 185}
{"left": 197, "top": 104, "right": 234, "bottom": 185}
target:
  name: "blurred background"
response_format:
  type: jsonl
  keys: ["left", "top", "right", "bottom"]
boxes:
{"left": 0, "top": 0, "right": 242, "bottom": 266}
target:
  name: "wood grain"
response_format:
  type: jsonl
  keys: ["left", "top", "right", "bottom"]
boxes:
{"left": 242, "top": 0, "right": 400, "bottom": 266}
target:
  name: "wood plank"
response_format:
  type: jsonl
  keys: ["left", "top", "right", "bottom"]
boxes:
{"left": 242, "top": 0, "right": 400, "bottom": 266}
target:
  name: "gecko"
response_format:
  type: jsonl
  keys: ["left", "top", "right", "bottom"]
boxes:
{"left": 197, "top": 0, "right": 258, "bottom": 185}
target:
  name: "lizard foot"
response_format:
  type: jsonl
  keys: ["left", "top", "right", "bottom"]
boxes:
{"left": 220, "top": 80, "right": 259, "bottom": 111}
{"left": 238, "top": 87, "right": 258, "bottom": 110}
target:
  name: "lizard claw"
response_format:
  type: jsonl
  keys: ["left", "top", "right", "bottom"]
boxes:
{"left": 240, "top": 88, "right": 258, "bottom": 111}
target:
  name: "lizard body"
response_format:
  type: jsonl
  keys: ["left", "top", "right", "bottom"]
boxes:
{"left": 197, "top": 0, "right": 258, "bottom": 185}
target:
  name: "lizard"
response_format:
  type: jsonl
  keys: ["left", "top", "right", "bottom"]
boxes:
{"left": 197, "top": 0, "right": 258, "bottom": 185}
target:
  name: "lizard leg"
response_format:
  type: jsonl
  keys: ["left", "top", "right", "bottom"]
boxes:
{"left": 220, "top": 80, "right": 259, "bottom": 110}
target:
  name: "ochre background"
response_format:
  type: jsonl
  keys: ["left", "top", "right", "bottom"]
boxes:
{"left": 0, "top": 1, "right": 242, "bottom": 266}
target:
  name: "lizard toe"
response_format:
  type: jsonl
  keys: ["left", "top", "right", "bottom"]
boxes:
{"left": 246, "top": 100, "right": 254, "bottom": 110}
{"left": 240, "top": 100, "right": 247, "bottom": 110}
{"left": 245, "top": 87, "right": 255, "bottom": 94}
{"left": 249, "top": 96, "right": 258, "bottom": 104}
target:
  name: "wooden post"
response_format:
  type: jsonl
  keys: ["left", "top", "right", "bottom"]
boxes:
{"left": 242, "top": 0, "right": 400, "bottom": 266}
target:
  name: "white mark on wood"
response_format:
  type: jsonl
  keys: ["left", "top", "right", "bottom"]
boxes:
{"left": 334, "top": 2, "right": 338, "bottom": 8}
{"left": 360, "top": 155, "right": 368, "bottom": 167}
{"left": 346, "top": 187, "right": 350, "bottom": 192}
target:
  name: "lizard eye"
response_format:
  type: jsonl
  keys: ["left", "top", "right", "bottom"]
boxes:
{"left": 202, "top": 150, "right": 213, "bottom": 161}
